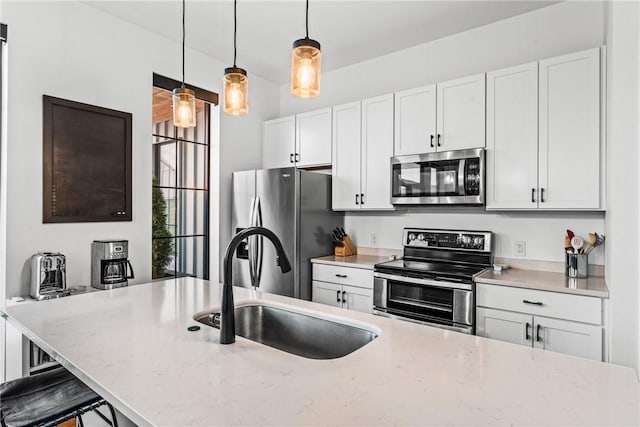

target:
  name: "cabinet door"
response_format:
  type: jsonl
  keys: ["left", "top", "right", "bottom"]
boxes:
{"left": 361, "top": 94, "right": 395, "bottom": 210}
{"left": 342, "top": 285, "right": 373, "bottom": 314}
{"left": 533, "top": 316, "right": 603, "bottom": 361}
{"left": 486, "top": 63, "right": 539, "bottom": 210}
{"left": 394, "top": 85, "right": 437, "bottom": 155}
{"left": 332, "top": 102, "right": 362, "bottom": 210}
{"left": 312, "top": 281, "right": 343, "bottom": 308}
{"left": 295, "top": 108, "right": 332, "bottom": 167}
{"left": 263, "top": 116, "right": 295, "bottom": 169}
{"left": 538, "top": 48, "right": 600, "bottom": 209}
{"left": 476, "top": 307, "right": 533, "bottom": 347}
{"left": 436, "top": 74, "right": 486, "bottom": 151}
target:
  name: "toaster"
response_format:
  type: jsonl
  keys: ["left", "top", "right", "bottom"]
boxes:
{"left": 29, "top": 252, "right": 70, "bottom": 300}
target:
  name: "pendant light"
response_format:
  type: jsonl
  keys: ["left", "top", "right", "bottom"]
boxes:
{"left": 173, "top": 0, "right": 196, "bottom": 128}
{"left": 290, "top": 0, "right": 321, "bottom": 98}
{"left": 223, "top": 0, "right": 249, "bottom": 116}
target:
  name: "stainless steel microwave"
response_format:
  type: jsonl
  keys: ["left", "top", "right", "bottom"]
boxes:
{"left": 390, "top": 148, "right": 485, "bottom": 205}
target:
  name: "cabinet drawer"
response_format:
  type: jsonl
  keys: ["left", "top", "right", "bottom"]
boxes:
{"left": 476, "top": 283, "right": 602, "bottom": 325}
{"left": 312, "top": 264, "right": 373, "bottom": 289}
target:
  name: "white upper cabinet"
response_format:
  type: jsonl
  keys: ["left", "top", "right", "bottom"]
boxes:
{"left": 436, "top": 73, "right": 486, "bottom": 151}
{"left": 332, "top": 96, "right": 395, "bottom": 211}
{"left": 332, "top": 102, "right": 361, "bottom": 210}
{"left": 262, "top": 108, "right": 331, "bottom": 169}
{"left": 394, "top": 85, "right": 437, "bottom": 156}
{"left": 361, "top": 94, "right": 394, "bottom": 210}
{"left": 295, "top": 108, "right": 332, "bottom": 167}
{"left": 538, "top": 48, "right": 601, "bottom": 209}
{"left": 263, "top": 116, "right": 295, "bottom": 169}
{"left": 394, "top": 75, "right": 486, "bottom": 156}
{"left": 486, "top": 62, "right": 539, "bottom": 209}
{"left": 486, "top": 47, "right": 602, "bottom": 211}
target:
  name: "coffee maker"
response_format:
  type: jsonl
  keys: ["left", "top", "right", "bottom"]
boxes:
{"left": 91, "top": 240, "right": 134, "bottom": 289}
{"left": 30, "top": 252, "right": 70, "bottom": 300}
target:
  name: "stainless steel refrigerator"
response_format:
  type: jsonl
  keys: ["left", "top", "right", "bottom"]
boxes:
{"left": 231, "top": 167, "right": 343, "bottom": 300}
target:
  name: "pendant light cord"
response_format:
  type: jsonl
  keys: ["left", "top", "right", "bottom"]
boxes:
{"left": 305, "top": 0, "right": 309, "bottom": 39}
{"left": 233, "top": 0, "right": 237, "bottom": 67}
{"left": 182, "top": 0, "right": 186, "bottom": 88}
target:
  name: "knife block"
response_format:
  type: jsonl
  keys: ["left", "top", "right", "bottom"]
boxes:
{"left": 335, "top": 236, "right": 357, "bottom": 257}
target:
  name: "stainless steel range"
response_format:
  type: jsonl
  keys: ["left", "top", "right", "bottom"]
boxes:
{"left": 373, "top": 228, "right": 493, "bottom": 334}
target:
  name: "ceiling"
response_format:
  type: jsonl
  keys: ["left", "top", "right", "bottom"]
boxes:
{"left": 86, "top": 1, "right": 558, "bottom": 84}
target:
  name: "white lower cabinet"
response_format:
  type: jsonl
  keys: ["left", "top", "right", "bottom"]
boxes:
{"left": 312, "top": 264, "right": 374, "bottom": 313}
{"left": 476, "top": 284, "right": 604, "bottom": 361}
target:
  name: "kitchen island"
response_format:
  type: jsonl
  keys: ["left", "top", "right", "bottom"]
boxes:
{"left": 3, "top": 278, "right": 638, "bottom": 426}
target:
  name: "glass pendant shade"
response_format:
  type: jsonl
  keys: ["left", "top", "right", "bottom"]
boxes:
{"left": 223, "top": 67, "right": 249, "bottom": 116}
{"left": 172, "top": 87, "right": 196, "bottom": 128}
{"left": 290, "top": 38, "right": 321, "bottom": 98}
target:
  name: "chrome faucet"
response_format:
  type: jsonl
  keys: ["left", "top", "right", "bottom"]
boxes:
{"left": 220, "top": 226, "right": 292, "bottom": 344}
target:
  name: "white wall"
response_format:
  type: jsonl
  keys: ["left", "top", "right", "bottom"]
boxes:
{"left": 604, "top": 0, "right": 640, "bottom": 373}
{"left": 0, "top": 1, "right": 279, "bottom": 298}
{"left": 279, "top": 1, "right": 606, "bottom": 265}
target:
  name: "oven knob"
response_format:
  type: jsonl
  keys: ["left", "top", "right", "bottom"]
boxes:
{"left": 417, "top": 234, "right": 424, "bottom": 241}
{"left": 473, "top": 237, "right": 483, "bottom": 247}
{"left": 462, "top": 235, "right": 471, "bottom": 245}
{"left": 409, "top": 233, "right": 416, "bottom": 241}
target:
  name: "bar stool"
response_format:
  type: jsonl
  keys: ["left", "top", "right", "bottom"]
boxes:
{"left": 0, "top": 366, "right": 118, "bottom": 427}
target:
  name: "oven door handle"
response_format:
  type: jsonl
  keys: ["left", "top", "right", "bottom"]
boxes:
{"left": 373, "top": 272, "right": 473, "bottom": 291}
{"left": 388, "top": 297, "right": 452, "bottom": 313}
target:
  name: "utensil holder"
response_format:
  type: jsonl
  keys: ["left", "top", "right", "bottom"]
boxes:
{"left": 565, "top": 253, "right": 588, "bottom": 278}
{"left": 335, "top": 236, "right": 357, "bottom": 257}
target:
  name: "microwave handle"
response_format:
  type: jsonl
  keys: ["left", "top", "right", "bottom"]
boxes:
{"left": 458, "top": 159, "right": 466, "bottom": 195}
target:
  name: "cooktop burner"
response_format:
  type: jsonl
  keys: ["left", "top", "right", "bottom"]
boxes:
{"left": 374, "top": 228, "right": 493, "bottom": 282}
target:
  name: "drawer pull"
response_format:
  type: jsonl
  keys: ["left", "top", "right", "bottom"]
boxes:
{"left": 522, "top": 300, "right": 544, "bottom": 306}
{"left": 335, "top": 274, "right": 347, "bottom": 278}
{"left": 536, "top": 324, "right": 543, "bottom": 342}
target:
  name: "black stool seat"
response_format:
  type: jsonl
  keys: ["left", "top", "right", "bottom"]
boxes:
{"left": 0, "top": 366, "right": 102, "bottom": 427}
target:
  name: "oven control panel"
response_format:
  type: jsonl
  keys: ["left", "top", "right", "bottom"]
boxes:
{"left": 404, "top": 229, "right": 492, "bottom": 252}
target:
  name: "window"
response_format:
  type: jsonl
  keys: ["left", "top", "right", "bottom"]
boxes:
{"left": 151, "top": 77, "right": 216, "bottom": 280}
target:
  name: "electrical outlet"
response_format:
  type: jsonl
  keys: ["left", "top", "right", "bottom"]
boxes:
{"left": 370, "top": 233, "right": 377, "bottom": 245}
{"left": 514, "top": 241, "right": 526, "bottom": 257}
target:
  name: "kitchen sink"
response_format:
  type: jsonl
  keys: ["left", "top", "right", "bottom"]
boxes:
{"left": 193, "top": 303, "right": 378, "bottom": 359}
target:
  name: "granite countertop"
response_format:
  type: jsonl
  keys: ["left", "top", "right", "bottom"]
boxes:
{"left": 311, "top": 254, "right": 395, "bottom": 269}
{"left": 476, "top": 268, "right": 609, "bottom": 298}
{"left": 3, "top": 278, "right": 637, "bottom": 427}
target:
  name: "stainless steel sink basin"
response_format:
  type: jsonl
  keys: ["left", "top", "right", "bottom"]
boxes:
{"left": 194, "top": 303, "right": 378, "bottom": 359}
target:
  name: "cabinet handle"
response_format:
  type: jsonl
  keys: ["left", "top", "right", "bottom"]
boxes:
{"left": 336, "top": 290, "right": 341, "bottom": 303}
{"left": 430, "top": 134, "right": 434, "bottom": 148}
{"left": 290, "top": 153, "right": 294, "bottom": 163}
{"left": 355, "top": 194, "right": 360, "bottom": 205}
{"left": 342, "top": 290, "right": 347, "bottom": 305}
{"left": 525, "top": 322, "right": 531, "bottom": 341}
{"left": 335, "top": 274, "right": 347, "bottom": 278}
{"left": 295, "top": 153, "right": 300, "bottom": 162}
{"left": 540, "top": 188, "right": 545, "bottom": 203}
{"left": 437, "top": 133, "right": 441, "bottom": 147}
{"left": 531, "top": 188, "right": 536, "bottom": 203}
{"left": 522, "top": 299, "right": 544, "bottom": 306}
{"left": 360, "top": 193, "right": 365, "bottom": 205}
{"left": 536, "top": 324, "right": 542, "bottom": 342}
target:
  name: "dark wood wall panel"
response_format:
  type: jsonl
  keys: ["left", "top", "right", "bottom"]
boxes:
{"left": 43, "top": 95, "right": 132, "bottom": 223}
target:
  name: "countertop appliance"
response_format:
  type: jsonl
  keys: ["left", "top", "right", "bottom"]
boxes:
{"left": 91, "top": 240, "right": 134, "bottom": 289}
{"left": 29, "top": 252, "right": 69, "bottom": 300}
{"left": 231, "top": 167, "right": 344, "bottom": 300}
{"left": 373, "top": 228, "right": 493, "bottom": 334}
{"left": 390, "top": 148, "right": 485, "bottom": 205}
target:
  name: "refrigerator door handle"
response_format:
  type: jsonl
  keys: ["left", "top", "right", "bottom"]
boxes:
{"left": 248, "top": 196, "right": 257, "bottom": 286}
{"left": 255, "top": 197, "right": 264, "bottom": 287}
